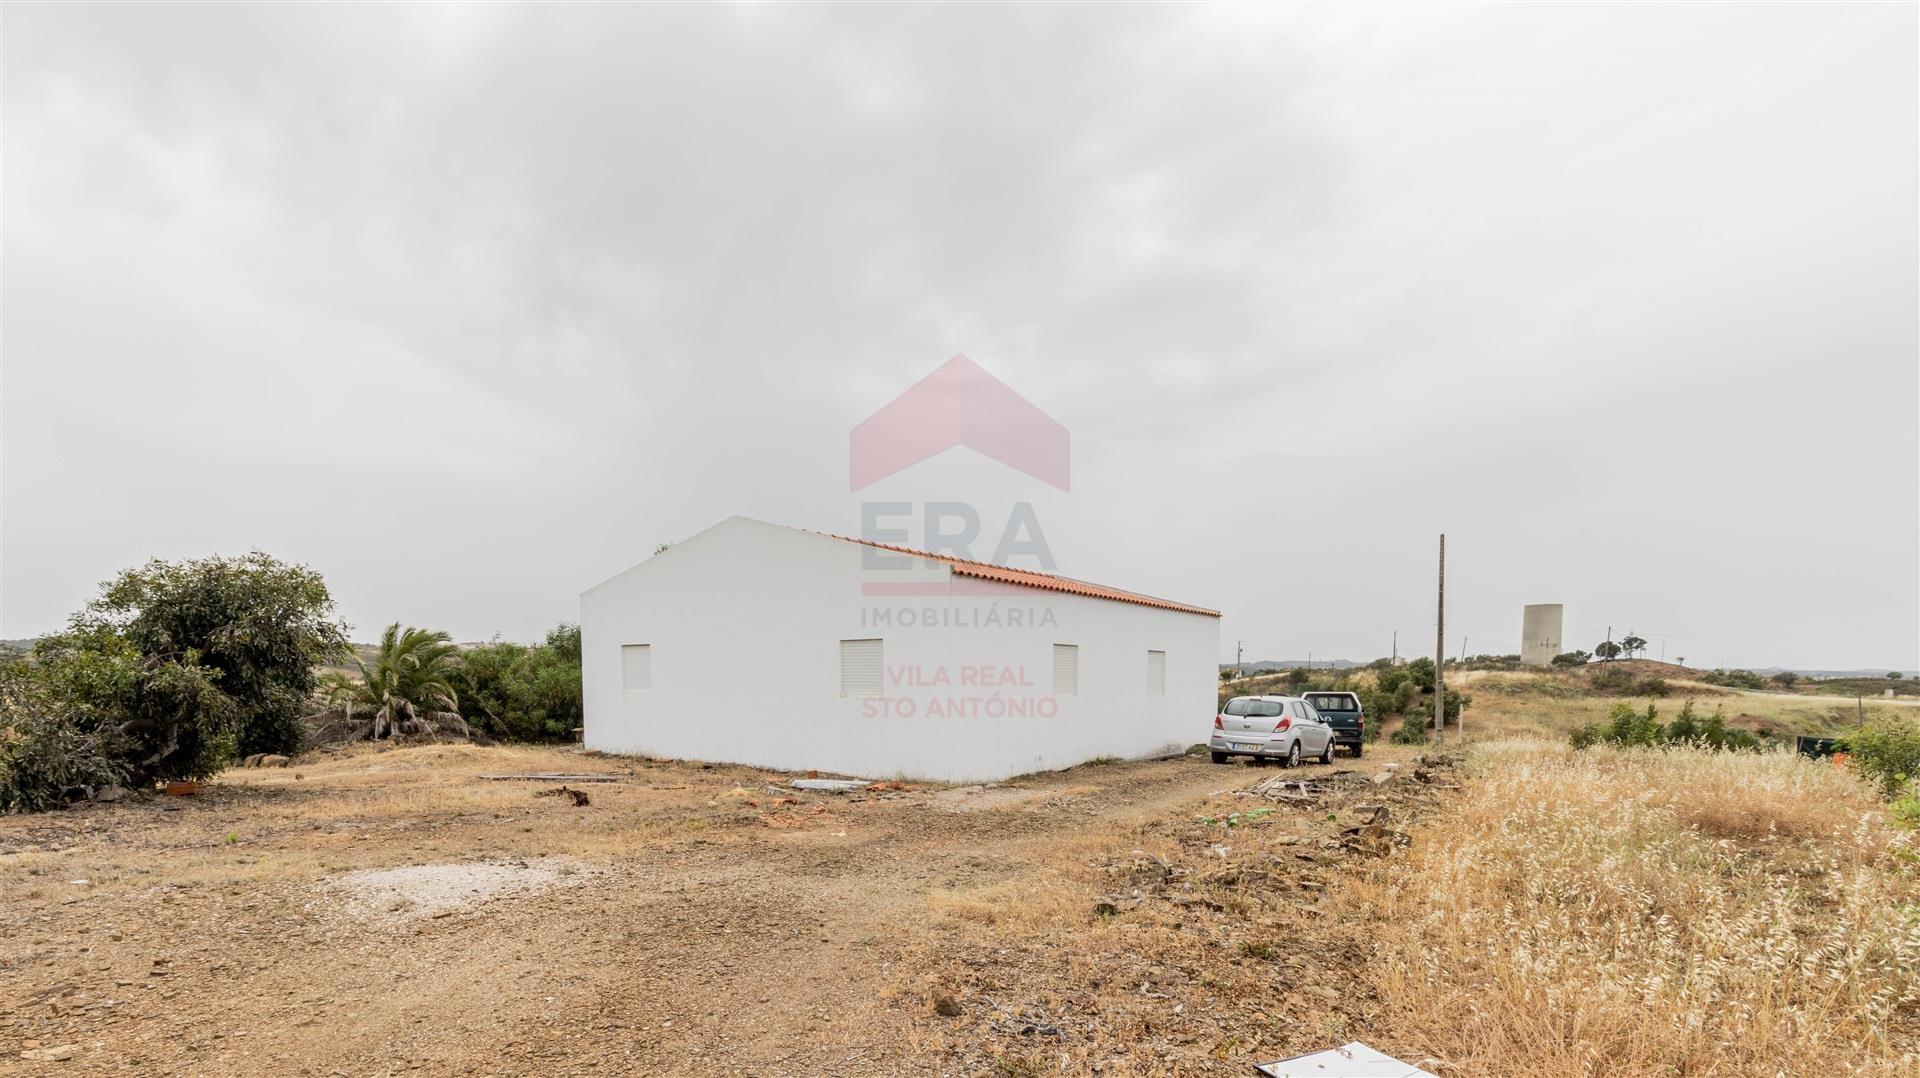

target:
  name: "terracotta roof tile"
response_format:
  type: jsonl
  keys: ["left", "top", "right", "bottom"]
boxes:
{"left": 821, "top": 532, "right": 1220, "bottom": 617}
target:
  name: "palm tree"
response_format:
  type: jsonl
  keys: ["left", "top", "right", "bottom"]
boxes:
{"left": 313, "top": 623, "right": 469, "bottom": 741}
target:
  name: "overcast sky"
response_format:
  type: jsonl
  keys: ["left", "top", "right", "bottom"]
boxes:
{"left": 4, "top": 4, "right": 1915, "bottom": 671}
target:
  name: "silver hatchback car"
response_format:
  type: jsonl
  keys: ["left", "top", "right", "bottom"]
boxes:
{"left": 1209, "top": 694, "right": 1335, "bottom": 766}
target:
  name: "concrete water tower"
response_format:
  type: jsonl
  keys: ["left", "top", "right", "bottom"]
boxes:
{"left": 1521, "top": 604, "right": 1564, "bottom": 666}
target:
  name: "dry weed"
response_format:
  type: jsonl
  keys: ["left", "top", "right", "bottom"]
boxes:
{"left": 1353, "top": 741, "right": 1920, "bottom": 1076}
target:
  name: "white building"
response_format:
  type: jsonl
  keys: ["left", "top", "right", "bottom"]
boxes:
{"left": 581, "top": 516, "right": 1221, "bottom": 782}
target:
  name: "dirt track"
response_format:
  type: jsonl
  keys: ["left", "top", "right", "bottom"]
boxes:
{"left": 3, "top": 743, "right": 1345, "bottom": 1075}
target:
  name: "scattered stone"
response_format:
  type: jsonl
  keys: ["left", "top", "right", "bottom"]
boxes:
{"left": 21, "top": 1045, "right": 78, "bottom": 1062}
{"left": 94, "top": 785, "right": 126, "bottom": 803}
{"left": 792, "top": 778, "right": 869, "bottom": 793}
{"left": 933, "top": 996, "right": 963, "bottom": 1017}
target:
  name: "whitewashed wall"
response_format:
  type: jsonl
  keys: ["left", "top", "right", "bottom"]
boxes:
{"left": 581, "top": 516, "right": 1220, "bottom": 782}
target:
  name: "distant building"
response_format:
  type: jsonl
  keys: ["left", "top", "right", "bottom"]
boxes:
{"left": 1521, "top": 604, "right": 1564, "bottom": 666}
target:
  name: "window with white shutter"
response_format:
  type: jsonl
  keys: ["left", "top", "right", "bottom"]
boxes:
{"left": 621, "top": 644, "right": 652, "bottom": 692}
{"left": 1052, "top": 644, "right": 1079, "bottom": 696}
{"left": 1146, "top": 649, "right": 1166, "bottom": 695}
{"left": 839, "top": 638, "right": 884, "bottom": 697}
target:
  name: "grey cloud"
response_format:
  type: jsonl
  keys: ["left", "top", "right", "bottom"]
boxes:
{"left": 3, "top": 3, "right": 1914, "bottom": 669}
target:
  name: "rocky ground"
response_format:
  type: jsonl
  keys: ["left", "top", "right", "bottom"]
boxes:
{"left": 0, "top": 741, "right": 1451, "bottom": 1075}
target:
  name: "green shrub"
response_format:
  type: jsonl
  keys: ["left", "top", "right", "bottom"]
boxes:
{"left": 0, "top": 665, "right": 128, "bottom": 813}
{"left": 1569, "top": 701, "right": 1764, "bottom": 754}
{"left": 1848, "top": 718, "right": 1920, "bottom": 800}
{"left": 1700, "top": 668, "right": 1768, "bottom": 691}
{"left": 449, "top": 624, "right": 583, "bottom": 743}
{"left": 1892, "top": 791, "right": 1920, "bottom": 830}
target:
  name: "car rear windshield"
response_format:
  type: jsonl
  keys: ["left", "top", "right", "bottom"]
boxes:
{"left": 1224, "top": 698, "right": 1283, "bottom": 717}
{"left": 1307, "top": 693, "right": 1360, "bottom": 712}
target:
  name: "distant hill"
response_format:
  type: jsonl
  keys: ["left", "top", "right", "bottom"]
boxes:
{"left": 1756, "top": 667, "right": 1918, "bottom": 679}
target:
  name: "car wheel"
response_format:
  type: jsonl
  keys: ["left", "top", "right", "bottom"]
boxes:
{"left": 1352, "top": 743, "right": 1364, "bottom": 759}
{"left": 1210, "top": 751, "right": 1229, "bottom": 764}
{"left": 1320, "top": 741, "right": 1335, "bottom": 765}
{"left": 1285, "top": 742, "right": 1301, "bottom": 768}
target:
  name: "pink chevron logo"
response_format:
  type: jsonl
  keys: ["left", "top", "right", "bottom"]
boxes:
{"left": 850, "top": 355, "right": 1070, "bottom": 492}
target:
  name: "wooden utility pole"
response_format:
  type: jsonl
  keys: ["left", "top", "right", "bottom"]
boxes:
{"left": 1434, "top": 534, "right": 1446, "bottom": 749}
{"left": 1391, "top": 631, "right": 1398, "bottom": 666}
{"left": 1236, "top": 640, "right": 1245, "bottom": 679}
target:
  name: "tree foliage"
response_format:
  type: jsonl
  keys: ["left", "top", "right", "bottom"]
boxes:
{"left": 313, "top": 624, "right": 469, "bottom": 742}
{"left": 65, "top": 552, "right": 347, "bottom": 757}
{"left": 1551, "top": 650, "right": 1591, "bottom": 667}
{"left": 19, "top": 552, "right": 342, "bottom": 787}
{"left": 450, "top": 624, "right": 583, "bottom": 743}
{"left": 0, "top": 661, "right": 130, "bottom": 812}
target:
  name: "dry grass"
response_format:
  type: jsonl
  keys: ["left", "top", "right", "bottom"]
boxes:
{"left": 1350, "top": 741, "right": 1920, "bottom": 1076}
{"left": 1453, "top": 667, "right": 1920, "bottom": 742}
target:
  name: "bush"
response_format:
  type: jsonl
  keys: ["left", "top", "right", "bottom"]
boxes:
{"left": 1847, "top": 718, "right": 1920, "bottom": 800}
{"left": 66, "top": 552, "right": 346, "bottom": 760}
{"left": 32, "top": 626, "right": 236, "bottom": 784}
{"left": 1569, "top": 700, "right": 1763, "bottom": 753}
{"left": 449, "top": 624, "right": 583, "bottom": 743}
{"left": 1551, "top": 651, "right": 1591, "bottom": 668}
{"left": 0, "top": 665, "right": 129, "bottom": 813}
{"left": 1700, "top": 669, "right": 1768, "bottom": 691}
{"left": 1391, "top": 715, "right": 1428, "bottom": 745}
{"left": 1893, "top": 792, "right": 1920, "bottom": 830}
{"left": 1771, "top": 671, "right": 1799, "bottom": 688}
{"left": 1590, "top": 666, "right": 1672, "bottom": 698}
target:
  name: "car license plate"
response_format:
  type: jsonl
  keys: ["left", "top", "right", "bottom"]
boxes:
{"left": 1232, "top": 743, "right": 1260, "bottom": 752}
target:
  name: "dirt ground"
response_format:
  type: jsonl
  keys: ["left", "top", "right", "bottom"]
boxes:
{"left": 0, "top": 741, "right": 1447, "bottom": 1076}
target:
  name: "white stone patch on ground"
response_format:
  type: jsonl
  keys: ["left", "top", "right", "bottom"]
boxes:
{"left": 930, "top": 785, "right": 1051, "bottom": 813}
{"left": 322, "top": 857, "right": 586, "bottom": 922}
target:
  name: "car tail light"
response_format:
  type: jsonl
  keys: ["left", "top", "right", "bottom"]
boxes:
{"left": 1275, "top": 716, "right": 1291, "bottom": 733}
{"left": 1213, "top": 715, "right": 1224, "bottom": 730}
